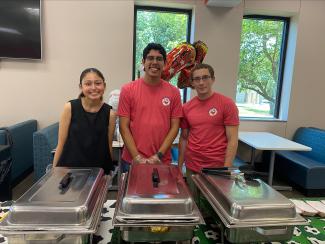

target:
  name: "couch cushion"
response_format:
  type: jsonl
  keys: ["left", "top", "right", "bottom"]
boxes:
{"left": 0, "top": 120, "right": 37, "bottom": 184}
{"left": 293, "top": 127, "right": 325, "bottom": 164}
{"left": 277, "top": 151, "right": 325, "bottom": 169}
{"left": 275, "top": 151, "right": 325, "bottom": 189}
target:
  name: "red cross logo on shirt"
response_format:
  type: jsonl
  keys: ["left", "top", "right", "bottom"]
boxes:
{"left": 209, "top": 108, "right": 217, "bottom": 116}
{"left": 162, "top": 97, "right": 171, "bottom": 106}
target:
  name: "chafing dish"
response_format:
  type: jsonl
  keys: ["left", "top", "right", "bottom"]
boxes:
{"left": 192, "top": 169, "right": 308, "bottom": 243}
{"left": 0, "top": 167, "right": 110, "bottom": 244}
{"left": 113, "top": 164, "right": 204, "bottom": 242}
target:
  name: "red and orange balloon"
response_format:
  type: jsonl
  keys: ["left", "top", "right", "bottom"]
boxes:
{"left": 162, "top": 41, "right": 208, "bottom": 88}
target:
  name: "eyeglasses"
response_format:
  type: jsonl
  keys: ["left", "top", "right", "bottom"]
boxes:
{"left": 192, "top": 75, "right": 212, "bottom": 82}
{"left": 82, "top": 80, "right": 104, "bottom": 87}
{"left": 146, "top": 55, "right": 164, "bottom": 62}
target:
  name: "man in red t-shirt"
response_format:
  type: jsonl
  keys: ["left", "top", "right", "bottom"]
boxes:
{"left": 117, "top": 43, "right": 182, "bottom": 171}
{"left": 179, "top": 63, "right": 239, "bottom": 199}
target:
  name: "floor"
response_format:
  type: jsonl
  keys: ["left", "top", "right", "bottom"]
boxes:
{"left": 13, "top": 170, "right": 306, "bottom": 201}
{"left": 12, "top": 172, "right": 35, "bottom": 200}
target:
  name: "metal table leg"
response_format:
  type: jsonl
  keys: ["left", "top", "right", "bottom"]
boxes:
{"left": 269, "top": 151, "right": 292, "bottom": 191}
{"left": 251, "top": 147, "right": 256, "bottom": 167}
{"left": 268, "top": 151, "right": 275, "bottom": 186}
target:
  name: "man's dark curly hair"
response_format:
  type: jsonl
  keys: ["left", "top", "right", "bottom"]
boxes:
{"left": 143, "top": 43, "right": 167, "bottom": 62}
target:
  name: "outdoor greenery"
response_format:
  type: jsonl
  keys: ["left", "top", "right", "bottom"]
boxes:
{"left": 135, "top": 8, "right": 189, "bottom": 81}
{"left": 237, "top": 17, "right": 286, "bottom": 113}
{"left": 134, "top": 11, "right": 287, "bottom": 115}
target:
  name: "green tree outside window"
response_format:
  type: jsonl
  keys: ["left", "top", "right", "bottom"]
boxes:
{"left": 134, "top": 7, "right": 192, "bottom": 101}
{"left": 236, "top": 16, "right": 289, "bottom": 118}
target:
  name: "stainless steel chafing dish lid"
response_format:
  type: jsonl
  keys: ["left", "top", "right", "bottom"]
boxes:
{"left": 121, "top": 164, "right": 193, "bottom": 216}
{"left": 193, "top": 173, "right": 307, "bottom": 226}
{"left": 114, "top": 172, "right": 204, "bottom": 225}
{"left": 6, "top": 167, "right": 105, "bottom": 226}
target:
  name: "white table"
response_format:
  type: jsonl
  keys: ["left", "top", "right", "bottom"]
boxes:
{"left": 238, "top": 132, "right": 311, "bottom": 190}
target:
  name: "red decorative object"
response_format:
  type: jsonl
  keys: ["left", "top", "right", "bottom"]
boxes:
{"left": 162, "top": 41, "right": 208, "bottom": 89}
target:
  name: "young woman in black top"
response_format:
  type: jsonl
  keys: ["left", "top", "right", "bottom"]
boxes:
{"left": 53, "top": 68, "right": 116, "bottom": 174}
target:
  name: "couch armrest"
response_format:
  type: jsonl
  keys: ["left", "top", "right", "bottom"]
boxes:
{"left": 33, "top": 123, "right": 59, "bottom": 180}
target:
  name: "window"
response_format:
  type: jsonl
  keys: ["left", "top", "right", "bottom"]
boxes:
{"left": 133, "top": 6, "right": 192, "bottom": 102}
{"left": 236, "top": 15, "right": 289, "bottom": 119}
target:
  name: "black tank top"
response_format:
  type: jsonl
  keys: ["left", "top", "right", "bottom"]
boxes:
{"left": 58, "top": 99, "right": 113, "bottom": 174}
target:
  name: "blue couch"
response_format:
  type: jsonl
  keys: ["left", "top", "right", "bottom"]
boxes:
{"left": 0, "top": 120, "right": 37, "bottom": 186}
{"left": 33, "top": 123, "right": 59, "bottom": 180}
{"left": 275, "top": 127, "right": 325, "bottom": 196}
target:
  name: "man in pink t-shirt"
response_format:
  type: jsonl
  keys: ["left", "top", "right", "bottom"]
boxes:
{"left": 179, "top": 63, "right": 239, "bottom": 199}
{"left": 117, "top": 43, "right": 182, "bottom": 171}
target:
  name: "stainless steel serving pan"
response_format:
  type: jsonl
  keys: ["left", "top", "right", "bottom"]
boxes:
{"left": 4, "top": 233, "right": 89, "bottom": 244}
{"left": 193, "top": 172, "right": 308, "bottom": 243}
{"left": 0, "top": 167, "right": 110, "bottom": 234}
{"left": 122, "top": 164, "right": 193, "bottom": 215}
{"left": 113, "top": 164, "right": 204, "bottom": 243}
{"left": 114, "top": 164, "right": 203, "bottom": 222}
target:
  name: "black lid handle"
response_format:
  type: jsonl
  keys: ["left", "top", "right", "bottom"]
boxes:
{"left": 59, "top": 172, "right": 72, "bottom": 191}
{"left": 152, "top": 168, "right": 160, "bottom": 188}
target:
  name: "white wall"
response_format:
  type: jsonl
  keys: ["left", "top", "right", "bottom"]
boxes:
{"left": 285, "top": 0, "right": 325, "bottom": 137}
{"left": 194, "top": 0, "right": 243, "bottom": 99}
{"left": 0, "top": 0, "right": 134, "bottom": 128}
{"left": 1, "top": 0, "right": 325, "bottom": 138}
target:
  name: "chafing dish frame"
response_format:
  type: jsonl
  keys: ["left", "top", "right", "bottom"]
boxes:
{"left": 192, "top": 173, "right": 308, "bottom": 243}
{"left": 0, "top": 169, "right": 111, "bottom": 244}
{"left": 113, "top": 169, "right": 204, "bottom": 242}
{"left": 114, "top": 165, "right": 204, "bottom": 223}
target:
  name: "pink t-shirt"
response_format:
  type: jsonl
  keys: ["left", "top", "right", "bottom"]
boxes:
{"left": 117, "top": 78, "right": 182, "bottom": 164}
{"left": 181, "top": 92, "right": 239, "bottom": 172}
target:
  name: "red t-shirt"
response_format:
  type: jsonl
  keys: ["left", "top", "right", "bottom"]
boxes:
{"left": 117, "top": 78, "right": 182, "bottom": 163}
{"left": 181, "top": 92, "right": 239, "bottom": 172}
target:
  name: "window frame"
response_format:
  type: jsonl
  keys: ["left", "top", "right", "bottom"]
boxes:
{"left": 238, "top": 15, "right": 290, "bottom": 120}
{"left": 133, "top": 5, "right": 192, "bottom": 103}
